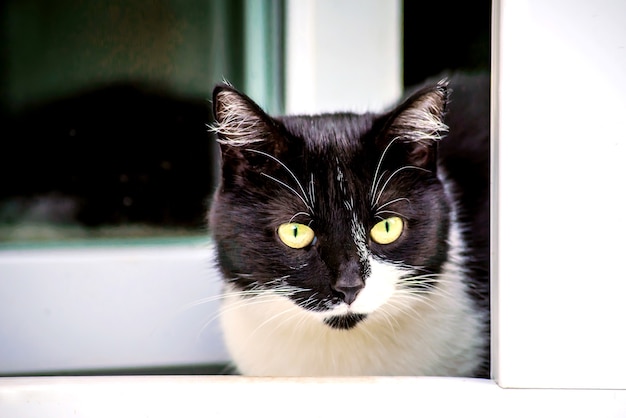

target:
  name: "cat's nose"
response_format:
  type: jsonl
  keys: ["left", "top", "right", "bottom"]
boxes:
{"left": 333, "top": 275, "right": 365, "bottom": 305}
{"left": 335, "top": 285, "right": 363, "bottom": 305}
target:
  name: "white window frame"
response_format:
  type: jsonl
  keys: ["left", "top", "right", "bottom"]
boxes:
{"left": 1, "top": 0, "right": 626, "bottom": 415}
{"left": 493, "top": 0, "right": 626, "bottom": 390}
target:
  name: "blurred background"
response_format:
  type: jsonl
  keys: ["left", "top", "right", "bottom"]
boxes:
{"left": 0, "top": 0, "right": 490, "bottom": 376}
{"left": 0, "top": 0, "right": 489, "bottom": 244}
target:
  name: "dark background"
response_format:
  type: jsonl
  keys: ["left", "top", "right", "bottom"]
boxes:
{"left": 403, "top": 0, "right": 491, "bottom": 88}
{"left": 0, "top": 0, "right": 490, "bottom": 240}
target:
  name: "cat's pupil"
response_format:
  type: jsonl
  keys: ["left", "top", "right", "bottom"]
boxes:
{"left": 292, "top": 225, "right": 298, "bottom": 237}
{"left": 385, "top": 221, "right": 390, "bottom": 233}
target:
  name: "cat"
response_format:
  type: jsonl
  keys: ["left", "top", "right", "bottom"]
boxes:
{"left": 208, "top": 72, "right": 490, "bottom": 377}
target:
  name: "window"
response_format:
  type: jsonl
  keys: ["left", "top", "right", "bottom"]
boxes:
{"left": 0, "top": 0, "right": 251, "bottom": 375}
{"left": 1, "top": 1, "right": 626, "bottom": 414}
{"left": 1, "top": 0, "right": 247, "bottom": 244}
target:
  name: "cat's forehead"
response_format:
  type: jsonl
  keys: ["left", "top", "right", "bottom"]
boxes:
{"left": 277, "top": 113, "right": 377, "bottom": 152}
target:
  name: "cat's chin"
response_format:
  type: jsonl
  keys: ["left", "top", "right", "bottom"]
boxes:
{"left": 323, "top": 313, "right": 367, "bottom": 330}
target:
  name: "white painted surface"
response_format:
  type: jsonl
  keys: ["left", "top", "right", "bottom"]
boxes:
{"left": 0, "top": 243, "right": 228, "bottom": 374}
{"left": 0, "top": 376, "right": 625, "bottom": 418}
{"left": 494, "top": 0, "right": 626, "bottom": 388}
{"left": 285, "top": 0, "right": 401, "bottom": 114}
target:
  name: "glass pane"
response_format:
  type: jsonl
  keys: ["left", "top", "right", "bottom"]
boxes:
{"left": 0, "top": 0, "right": 247, "bottom": 245}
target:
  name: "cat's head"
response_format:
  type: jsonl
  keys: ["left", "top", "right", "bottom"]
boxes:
{"left": 209, "top": 81, "right": 450, "bottom": 329}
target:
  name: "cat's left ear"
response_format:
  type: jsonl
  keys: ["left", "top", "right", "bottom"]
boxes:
{"left": 380, "top": 80, "right": 449, "bottom": 171}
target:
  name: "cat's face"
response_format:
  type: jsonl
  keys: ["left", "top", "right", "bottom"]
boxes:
{"left": 209, "top": 82, "right": 450, "bottom": 329}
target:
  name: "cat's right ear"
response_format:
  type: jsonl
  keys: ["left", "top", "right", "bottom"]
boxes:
{"left": 211, "top": 83, "right": 277, "bottom": 149}
{"left": 211, "top": 84, "right": 289, "bottom": 187}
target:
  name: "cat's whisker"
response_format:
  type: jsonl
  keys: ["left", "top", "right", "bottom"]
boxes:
{"left": 154, "top": 283, "right": 238, "bottom": 333}
{"left": 297, "top": 292, "right": 323, "bottom": 311}
{"left": 260, "top": 173, "right": 313, "bottom": 214}
{"left": 285, "top": 306, "right": 313, "bottom": 333}
{"left": 391, "top": 294, "right": 428, "bottom": 317}
{"left": 268, "top": 307, "right": 312, "bottom": 339}
{"left": 308, "top": 173, "right": 316, "bottom": 206}
{"left": 375, "top": 210, "right": 406, "bottom": 219}
{"left": 370, "top": 136, "right": 400, "bottom": 206}
{"left": 411, "top": 285, "right": 455, "bottom": 311}
{"left": 374, "top": 197, "right": 411, "bottom": 213}
{"left": 397, "top": 285, "right": 440, "bottom": 304}
{"left": 289, "top": 211, "right": 312, "bottom": 223}
{"left": 399, "top": 274, "right": 457, "bottom": 299}
{"left": 247, "top": 303, "right": 302, "bottom": 341}
{"left": 196, "top": 296, "right": 269, "bottom": 340}
{"left": 390, "top": 290, "right": 440, "bottom": 317}
{"left": 397, "top": 284, "right": 455, "bottom": 305}
{"left": 383, "top": 295, "right": 427, "bottom": 325}
{"left": 176, "top": 294, "right": 225, "bottom": 311}
{"left": 193, "top": 279, "right": 305, "bottom": 336}
{"left": 244, "top": 294, "right": 321, "bottom": 344}
{"left": 200, "top": 291, "right": 276, "bottom": 317}
{"left": 246, "top": 148, "right": 314, "bottom": 213}
{"left": 197, "top": 289, "right": 300, "bottom": 340}
{"left": 371, "top": 169, "right": 389, "bottom": 208}
{"left": 370, "top": 305, "right": 402, "bottom": 335}
{"left": 396, "top": 273, "right": 451, "bottom": 295}
{"left": 354, "top": 319, "right": 379, "bottom": 341}
{"left": 375, "top": 165, "right": 431, "bottom": 208}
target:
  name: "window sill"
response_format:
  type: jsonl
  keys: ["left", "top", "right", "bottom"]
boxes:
{"left": 0, "top": 376, "right": 625, "bottom": 417}
{"left": 0, "top": 242, "right": 228, "bottom": 374}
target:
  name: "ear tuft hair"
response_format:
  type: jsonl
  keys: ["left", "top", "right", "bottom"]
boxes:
{"left": 210, "top": 84, "right": 273, "bottom": 147}
{"left": 387, "top": 79, "right": 449, "bottom": 145}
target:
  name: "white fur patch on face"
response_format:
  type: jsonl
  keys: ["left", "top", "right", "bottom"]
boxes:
{"left": 350, "top": 257, "right": 402, "bottom": 313}
{"left": 219, "top": 241, "right": 486, "bottom": 376}
{"left": 351, "top": 214, "right": 370, "bottom": 266}
{"left": 319, "top": 257, "right": 402, "bottom": 318}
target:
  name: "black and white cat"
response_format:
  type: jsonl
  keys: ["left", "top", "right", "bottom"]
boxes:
{"left": 208, "top": 72, "right": 490, "bottom": 377}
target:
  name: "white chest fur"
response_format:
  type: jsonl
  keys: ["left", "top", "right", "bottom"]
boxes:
{"left": 218, "top": 224, "right": 487, "bottom": 377}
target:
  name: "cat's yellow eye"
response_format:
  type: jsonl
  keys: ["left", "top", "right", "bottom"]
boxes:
{"left": 277, "top": 223, "right": 315, "bottom": 249}
{"left": 370, "top": 217, "right": 404, "bottom": 245}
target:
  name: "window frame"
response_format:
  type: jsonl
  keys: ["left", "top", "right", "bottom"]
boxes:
{"left": 1, "top": 3, "right": 626, "bottom": 413}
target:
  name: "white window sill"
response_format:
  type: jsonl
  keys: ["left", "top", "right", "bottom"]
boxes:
{"left": 1, "top": 376, "right": 625, "bottom": 417}
{"left": 0, "top": 242, "right": 229, "bottom": 374}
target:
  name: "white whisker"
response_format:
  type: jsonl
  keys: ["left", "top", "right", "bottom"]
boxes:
{"left": 375, "top": 210, "right": 406, "bottom": 220}
{"left": 308, "top": 173, "right": 316, "bottom": 206}
{"left": 375, "top": 165, "right": 431, "bottom": 207}
{"left": 197, "top": 286, "right": 304, "bottom": 340}
{"left": 246, "top": 148, "right": 314, "bottom": 213}
{"left": 371, "top": 305, "right": 401, "bottom": 333}
{"left": 375, "top": 197, "right": 410, "bottom": 212}
{"left": 370, "top": 136, "right": 400, "bottom": 205}
{"left": 247, "top": 303, "right": 302, "bottom": 341}
{"left": 260, "top": 173, "right": 313, "bottom": 213}
{"left": 289, "top": 211, "right": 312, "bottom": 223}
